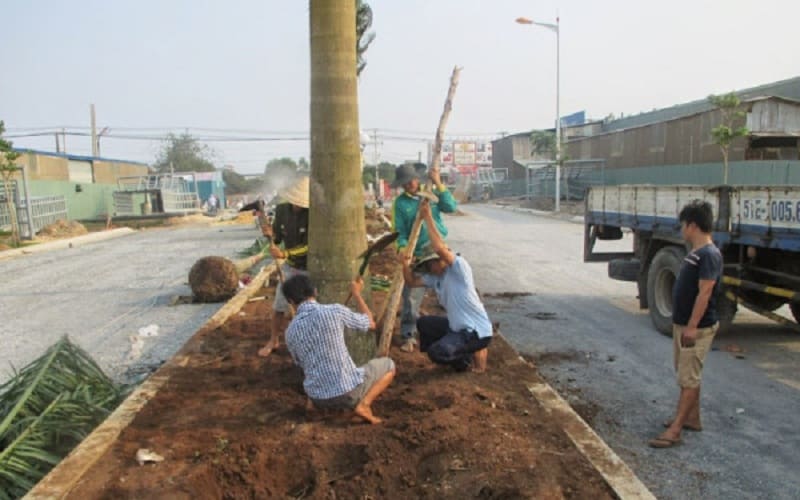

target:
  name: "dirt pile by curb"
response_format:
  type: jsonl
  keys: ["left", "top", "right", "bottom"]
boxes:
{"left": 36, "top": 220, "right": 88, "bottom": 240}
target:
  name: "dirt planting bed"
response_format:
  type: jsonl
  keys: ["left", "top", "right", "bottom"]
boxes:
{"left": 65, "top": 285, "right": 614, "bottom": 497}
{"left": 60, "top": 219, "right": 616, "bottom": 499}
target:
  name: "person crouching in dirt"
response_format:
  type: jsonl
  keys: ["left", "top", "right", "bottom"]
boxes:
{"left": 402, "top": 200, "right": 492, "bottom": 372}
{"left": 258, "top": 176, "right": 310, "bottom": 358}
{"left": 283, "top": 274, "right": 396, "bottom": 424}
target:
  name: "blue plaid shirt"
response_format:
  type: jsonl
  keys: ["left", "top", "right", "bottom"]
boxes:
{"left": 285, "top": 301, "right": 371, "bottom": 400}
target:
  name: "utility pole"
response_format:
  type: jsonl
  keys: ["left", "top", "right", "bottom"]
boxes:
{"left": 90, "top": 104, "right": 98, "bottom": 157}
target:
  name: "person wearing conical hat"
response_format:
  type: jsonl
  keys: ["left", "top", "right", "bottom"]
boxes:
{"left": 258, "top": 175, "right": 310, "bottom": 357}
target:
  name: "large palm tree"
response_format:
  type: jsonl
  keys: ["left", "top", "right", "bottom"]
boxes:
{"left": 308, "top": 1, "right": 372, "bottom": 363}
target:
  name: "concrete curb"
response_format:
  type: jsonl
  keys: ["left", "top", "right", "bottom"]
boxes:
{"left": 0, "top": 228, "right": 137, "bottom": 261}
{"left": 528, "top": 381, "right": 656, "bottom": 499}
{"left": 24, "top": 263, "right": 277, "bottom": 500}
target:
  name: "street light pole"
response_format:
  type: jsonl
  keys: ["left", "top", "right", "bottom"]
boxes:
{"left": 516, "top": 15, "right": 561, "bottom": 212}
{"left": 555, "top": 16, "right": 561, "bottom": 212}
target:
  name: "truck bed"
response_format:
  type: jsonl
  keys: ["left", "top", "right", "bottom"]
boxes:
{"left": 586, "top": 185, "right": 800, "bottom": 251}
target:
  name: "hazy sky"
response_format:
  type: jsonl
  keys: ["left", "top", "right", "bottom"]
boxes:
{"left": 2, "top": 0, "right": 798, "bottom": 174}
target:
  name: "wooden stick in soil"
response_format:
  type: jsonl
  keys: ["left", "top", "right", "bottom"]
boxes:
{"left": 376, "top": 65, "right": 462, "bottom": 356}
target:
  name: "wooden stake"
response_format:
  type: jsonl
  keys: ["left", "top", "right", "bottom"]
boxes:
{"left": 376, "top": 66, "right": 462, "bottom": 356}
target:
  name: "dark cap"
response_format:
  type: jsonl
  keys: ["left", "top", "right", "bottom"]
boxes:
{"left": 392, "top": 164, "right": 421, "bottom": 188}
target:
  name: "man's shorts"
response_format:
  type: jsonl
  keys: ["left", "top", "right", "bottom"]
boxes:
{"left": 673, "top": 323, "right": 718, "bottom": 388}
{"left": 273, "top": 263, "right": 308, "bottom": 313}
{"left": 311, "top": 357, "right": 395, "bottom": 410}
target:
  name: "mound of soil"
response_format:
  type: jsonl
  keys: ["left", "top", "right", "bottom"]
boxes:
{"left": 36, "top": 220, "right": 88, "bottom": 239}
{"left": 188, "top": 256, "right": 239, "bottom": 303}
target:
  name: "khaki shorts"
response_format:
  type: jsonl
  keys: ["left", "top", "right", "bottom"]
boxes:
{"left": 673, "top": 323, "right": 718, "bottom": 388}
{"left": 273, "top": 263, "right": 308, "bottom": 313}
{"left": 312, "top": 357, "right": 395, "bottom": 410}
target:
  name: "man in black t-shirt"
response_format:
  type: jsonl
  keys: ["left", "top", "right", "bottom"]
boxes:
{"left": 258, "top": 176, "right": 310, "bottom": 358}
{"left": 650, "top": 200, "right": 722, "bottom": 449}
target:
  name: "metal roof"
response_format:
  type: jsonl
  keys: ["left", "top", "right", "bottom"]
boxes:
{"left": 601, "top": 76, "right": 800, "bottom": 132}
{"left": 12, "top": 148, "right": 151, "bottom": 167}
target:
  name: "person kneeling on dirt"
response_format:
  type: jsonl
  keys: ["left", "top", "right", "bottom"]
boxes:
{"left": 402, "top": 200, "right": 493, "bottom": 372}
{"left": 283, "top": 274, "right": 396, "bottom": 424}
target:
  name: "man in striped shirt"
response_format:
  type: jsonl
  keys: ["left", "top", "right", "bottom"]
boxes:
{"left": 283, "top": 274, "right": 396, "bottom": 424}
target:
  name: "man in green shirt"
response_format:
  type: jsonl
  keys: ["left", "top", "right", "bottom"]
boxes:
{"left": 391, "top": 163, "right": 457, "bottom": 352}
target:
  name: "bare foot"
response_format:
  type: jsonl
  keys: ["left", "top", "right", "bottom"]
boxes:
{"left": 472, "top": 348, "right": 488, "bottom": 372}
{"left": 354, "top": 403, "right": 382, "bottom": 424}
{"left": 257, "top": 343, "right": 277, "bottom": 357}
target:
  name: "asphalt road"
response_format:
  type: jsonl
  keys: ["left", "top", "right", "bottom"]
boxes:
{"left": 0, "top": 222, "right": 261, "bottom": 385}
{"left": 445, "top": 204, "right": 800, "bottom": 500}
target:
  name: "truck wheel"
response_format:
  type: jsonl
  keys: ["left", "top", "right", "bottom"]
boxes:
{"left": 646, "top": 246, "right": 686, "bottom": 336}
{"left": 608, "top": 258, "right": 640, "bottom": 282}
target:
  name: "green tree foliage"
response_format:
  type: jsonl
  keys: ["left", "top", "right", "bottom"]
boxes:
{"left": 0, "top": 121, "right": 22, "bottom": 246}
{"left": 530, "top": 129, "right": 556, "bottom": 159}
{"left": 154, "top": 133, "right": 216, "bottom": 173}
{"left": 222, "top": 169, "right": 264, "bottom": 196}
{"left": 356, "top": 1, "right": 375, "bottom": 76}
{"left": 298, "top": 157, "right": 310, "bottom": 171}
{"left": 708, "top": 92, "right": 748, "bottom": 184}
{"left": 361, "top": 161, "right": 396, "bottom": 185}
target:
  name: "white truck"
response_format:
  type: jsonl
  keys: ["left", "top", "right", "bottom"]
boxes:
{"left": 584, "top": 185, "right": 800, "bottom": 334}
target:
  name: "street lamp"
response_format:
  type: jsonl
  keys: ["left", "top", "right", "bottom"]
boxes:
{"left": 516, "top": 15, "right": 561, "bottom": 212}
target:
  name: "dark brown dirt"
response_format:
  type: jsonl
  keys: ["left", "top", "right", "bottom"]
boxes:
{"left": 67, "top": 224, "right": 615, "bottom": 499}
{"left": 189, "top": 256, "right": 240, "bottom": 303}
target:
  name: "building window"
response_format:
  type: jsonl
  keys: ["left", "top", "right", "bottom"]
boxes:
{"left": 68, "top": 160, "right": 94, "bottom": 183}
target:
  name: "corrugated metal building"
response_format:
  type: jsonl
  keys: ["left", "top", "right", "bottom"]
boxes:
{"left": 564, "top": 95, "right": 800, "bottom": 167}
{"left": 492, "top": 76, "right": 800, "bottom": 181}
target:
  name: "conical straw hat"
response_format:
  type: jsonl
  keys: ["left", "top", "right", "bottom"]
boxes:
{"left": 280, "top": 176, "right": 310, "bottom": 208}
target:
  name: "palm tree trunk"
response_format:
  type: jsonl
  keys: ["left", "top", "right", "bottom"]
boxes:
{"left": 309, "top": 0, "right": 372, "bottom": 364}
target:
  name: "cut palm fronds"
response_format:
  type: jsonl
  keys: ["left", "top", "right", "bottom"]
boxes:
{"left": 236, "top": 237, "right": 270, "bottom": 258}
{"left": 0, "top": 336, "right": 121, "bottom": 499}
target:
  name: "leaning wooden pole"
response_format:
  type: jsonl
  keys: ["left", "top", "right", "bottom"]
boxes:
{"left": 377, "top": 66, "right": 462, "bottom": 356}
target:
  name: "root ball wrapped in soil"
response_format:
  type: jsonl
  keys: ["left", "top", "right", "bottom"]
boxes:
{"left": 189, "top": 256, "right": 239, "bottom": 303}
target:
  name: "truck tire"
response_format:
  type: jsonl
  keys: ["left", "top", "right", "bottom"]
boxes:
{"left": 608, "top": 258, "right": 640, "bottom": 282}
{"left": 646, "top": 246, "right": 686, "bottom": 336}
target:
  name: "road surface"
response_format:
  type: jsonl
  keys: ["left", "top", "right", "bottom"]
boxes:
{"left": 0, "top": 222, "right": 261, "bottom": 385}
{"left": 446, "top": 204, "right": 800, "bottom": 500}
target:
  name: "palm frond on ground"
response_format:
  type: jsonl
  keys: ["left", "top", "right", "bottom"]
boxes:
{"left": 0, "top": 336, "right": 121, "bottom": 499}
{"left": 236, "top": 237, "right": 270, "bottom": 258}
